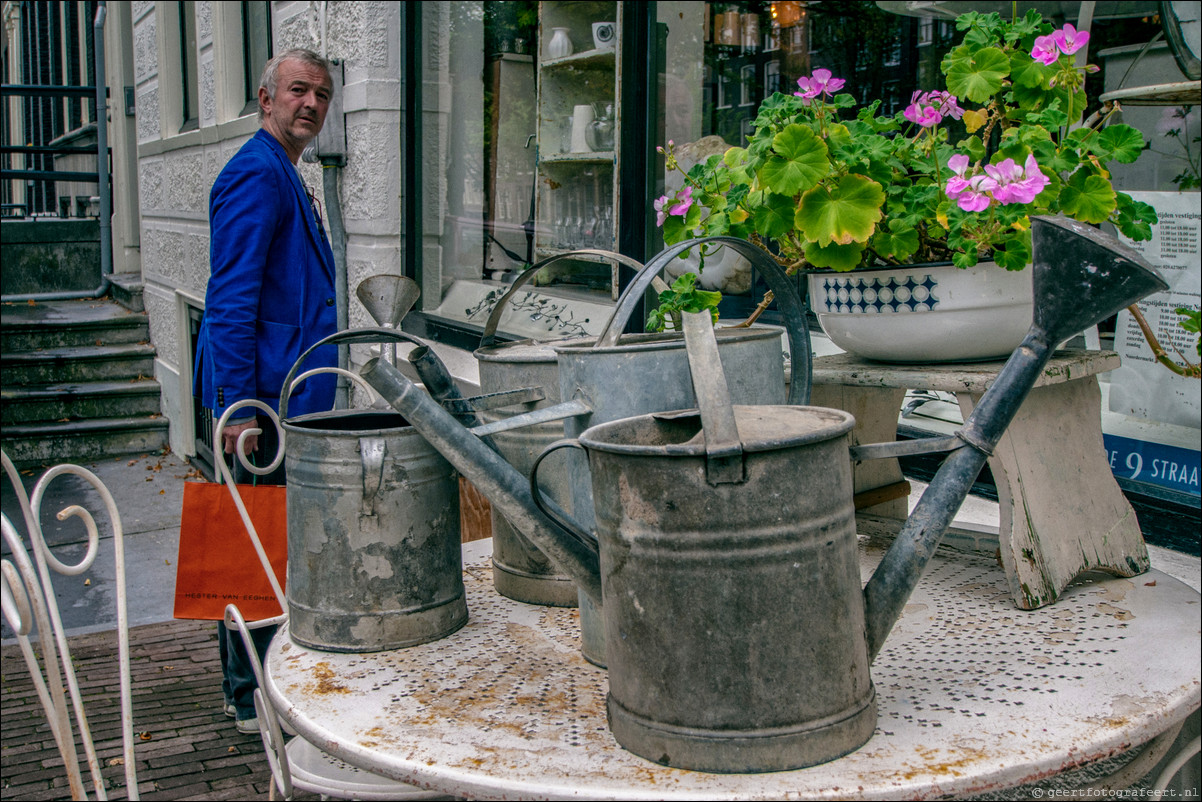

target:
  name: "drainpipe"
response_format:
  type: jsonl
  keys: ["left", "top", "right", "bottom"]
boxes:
{"left": 323, "top": 161, "right": 349, "bottom": 409}
{"left": 3, "top": 2, "right": 111, "bottom": 303}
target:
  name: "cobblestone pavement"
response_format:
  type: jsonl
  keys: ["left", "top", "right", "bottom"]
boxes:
{"left": 1, "top": 618, "right": 321, "bottom": 801}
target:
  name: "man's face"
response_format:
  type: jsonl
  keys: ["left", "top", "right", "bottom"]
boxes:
{"left": 260, "top": 58, "right": 332, "bottom": 161}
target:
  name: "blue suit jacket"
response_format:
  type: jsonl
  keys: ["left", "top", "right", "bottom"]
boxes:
{"left": 195, "top": 129, "right": 338, "bottom": 423}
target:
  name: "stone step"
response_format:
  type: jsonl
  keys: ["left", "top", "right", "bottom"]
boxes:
{"left": 0, "top": 378, "right": 163, "bottom": 425}
{"left": 1, "top": 343, "right": 156, "bottom": 385}
{"left": 1, "top": 297, "right": 149, "bottom": 351}
{"left": 0, "top": 416, "right": 170, "bottom": 467}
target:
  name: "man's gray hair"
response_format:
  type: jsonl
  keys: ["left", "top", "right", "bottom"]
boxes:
{"left": 258, "top": 48, "right": 333, "bottom": 120}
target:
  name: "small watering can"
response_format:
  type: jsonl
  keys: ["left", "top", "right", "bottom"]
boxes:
{"left": 277, "top": 329, "right": 477, "bottom": 653}
{"left": 360, "top": 217, "right": 1166, "bottom": 771}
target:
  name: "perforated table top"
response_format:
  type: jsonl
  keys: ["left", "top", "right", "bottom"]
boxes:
{"left": 264, "top": 538, "right": 1200, "bottom": 800}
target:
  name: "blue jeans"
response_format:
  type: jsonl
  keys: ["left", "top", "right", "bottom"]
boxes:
{"left": 219, "top": 414, "right": 284, "bottom": 720}
{"left": 219, "top": 618, "right": 276, "bottom": 720}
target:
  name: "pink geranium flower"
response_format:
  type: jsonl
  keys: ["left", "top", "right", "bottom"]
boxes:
{"left": 945, "top": 154, "right": 996, "bottom": 211}
{"left": 1032, "top": 24, "right": 1090, "bottom": 64}
{"left": 654, "top": 195, "right": 671, "bottom": 226}
{"left": 669, "top": 185, "right": 694, "bottom": 217}
{"left": 1053, "top": 24, "right": 1088, "bottom": 56}
{"left": 1031, "top": 34, "right": 1060, "bottom": 65}
{"left": 655, "top": 186, "right": 694, "bottom": 226}
{"left": 984, "top": 154, "right": 1049, "bottom": 205}
{"left": 922, "top": 91, "right": 964, "bottom": 120}
{"left": 904, "top": 91, "right": 964, "bottom": 128}
{"left": 795, "top": 68, "right": 846, "bottom": 100}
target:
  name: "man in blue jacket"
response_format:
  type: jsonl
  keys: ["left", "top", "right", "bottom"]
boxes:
{"left": 194, "top": 47, "right": 336, "bottom": 734}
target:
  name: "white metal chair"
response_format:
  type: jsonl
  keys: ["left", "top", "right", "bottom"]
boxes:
{"left": 215, "top": 398, "right": 446, "bottom": 801}
{"left": 0, "top": 450, "right": 138, "bottom": 800}
{"left": 224, "top": 604, "right": 444, "bottom": 801}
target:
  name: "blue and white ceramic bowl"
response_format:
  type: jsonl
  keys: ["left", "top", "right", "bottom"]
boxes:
{"left": 807, "top": 262, "right": 1034, "bottom": 362}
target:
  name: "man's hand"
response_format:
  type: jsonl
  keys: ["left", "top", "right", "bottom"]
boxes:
{"left": 222, "top": 420, "right": 259, "bottom": 456}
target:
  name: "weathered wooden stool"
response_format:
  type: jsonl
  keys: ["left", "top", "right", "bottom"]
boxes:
{"left": 812, "top": 348, "right": 1148, "bottom": 610}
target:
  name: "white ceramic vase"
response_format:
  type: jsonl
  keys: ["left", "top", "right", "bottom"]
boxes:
{"left": 547, "top": 27, "right": 573, "bottom": 59}
{"left": 807, "top": 261, "right": 1034, "bottom": 362}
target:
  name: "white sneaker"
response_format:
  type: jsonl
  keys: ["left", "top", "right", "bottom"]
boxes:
{"left": 223, "top": 703, "right": 236, "bottom": 719}
{"left": 236, "top": 717, "right": 260, "bottom": 735}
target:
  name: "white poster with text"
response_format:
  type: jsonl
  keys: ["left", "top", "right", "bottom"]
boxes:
{"left": 1110, "top": 191, "right": 1201, "bottom": 429}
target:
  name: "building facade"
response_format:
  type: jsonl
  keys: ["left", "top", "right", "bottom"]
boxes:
{"left": 4, "top": 1, "right": 1196, "bottom": 478}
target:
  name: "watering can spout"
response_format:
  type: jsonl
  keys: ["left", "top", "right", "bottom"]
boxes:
{"left": 360, "top": 356, "right": 604, "bottom": 606}
{"left": 862, "top": 215, "right": 1167, "bottom": 661}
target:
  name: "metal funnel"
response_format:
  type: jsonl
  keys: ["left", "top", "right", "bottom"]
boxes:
{"left": 356, "top": 275, "right": 420, "bottom": 328}
{"left": 1030, "top": 216, "right": 1169, "bottom": 346}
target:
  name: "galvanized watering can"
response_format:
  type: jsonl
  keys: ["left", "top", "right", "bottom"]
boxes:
{"left": 360, "top": 217, "right": 1167, "bottom": 771}
{"left": 277, "top": 329, "right": 471, "bottom": 653}
{"left": 475, "top": 250, "right": 649, "bottom": 608}
{"left": 460, "top": 237, "right": 813, "bottom": 664}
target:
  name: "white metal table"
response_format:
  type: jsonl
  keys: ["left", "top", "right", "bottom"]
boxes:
{"left": 264, "top": 539, "right": 1201, "bottom": 801}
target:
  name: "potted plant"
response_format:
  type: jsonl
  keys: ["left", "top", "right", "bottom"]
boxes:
{"left": 654, "top": 9, "right": 1158, "bottom": 362}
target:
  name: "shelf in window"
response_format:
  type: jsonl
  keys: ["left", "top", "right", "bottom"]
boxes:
{"left": 541, "top": 48, "right": 616, "bottom": 70}
{"left": 539, "top": 151, "right": 615, "bottom": 164}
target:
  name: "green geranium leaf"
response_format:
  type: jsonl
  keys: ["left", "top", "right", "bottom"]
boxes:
{"left": 804, "top": 240, "right": 866, "bottom": 272}
{"left": 1010, "top": 50, "right": 1053, "bottom": 89}
{"left": 721, "top": 147, "right": 748, "bottom": 169}
{"left": 752, "top": 191, "right": 800, "bottom": 239}
{"left": 757, "top": 124, "right": 830, "bottom": 196}
{"left": 661, "top": 213, "right": 691, "bottom": 245}
{"left": 871, "top": 225, "right": 920, "bottom": 262}
{"left": 701, "top": 211, "right": 730, "bottom": 238}
{"left": 1111, "top": 192, "right": 1158, "bottom": 241}
{"left": 952, "top": 249, "right": 980, "bottom": 268}
{"left": 1058, "top": 169, "right": 1117, "bottom": 224}
{"left": 958, "top": 135, "right": 987, "bottom": 162}
{"left": 824, "top": 123, "right": 853, "bottom": 152}
{"left": 945, "top": 46, "right": 1010, "bottom": 104}
{"left": 796, "top": 175, "right": 886, "bottom": 247}
{"left": 992, "top": 235, "right": 1032, "bottom": 270}
{"left": 1092, "top": 125, "right": 1146, "bottom": 164}
{"left": 1010, "top": 9, "right": 1048, "bottom": 40}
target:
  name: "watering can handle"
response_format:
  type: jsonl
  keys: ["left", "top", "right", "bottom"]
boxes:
{"left": 596, "top": 236, "right": 813, "bottom": 405}
{"left": 682, "top": 311, "right": 744, "bottom": 485}
{"left": 529, "top": 438, "right": 597, "bottom": 550}
{"left": 279, "top": 327, "right": 431, "bottom": 421}
{"left": 479, "top": 250, "right": 648, "bottom": 348}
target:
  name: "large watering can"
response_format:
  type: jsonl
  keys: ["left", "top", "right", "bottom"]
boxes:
{"left": 360, "top": 217, "right": 1167, "bottom": 770}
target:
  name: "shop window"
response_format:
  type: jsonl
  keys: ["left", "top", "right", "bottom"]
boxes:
{"left": 411, "top": 1, "right": 628, "bottom": 346}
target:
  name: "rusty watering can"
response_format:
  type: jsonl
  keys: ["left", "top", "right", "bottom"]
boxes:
{"left": 359, "top": 217, "right": 1166, "bottom": 771}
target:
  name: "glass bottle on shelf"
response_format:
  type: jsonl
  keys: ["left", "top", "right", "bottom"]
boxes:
{"left": 587, "top": 103, "right": 615, "bottom": 151}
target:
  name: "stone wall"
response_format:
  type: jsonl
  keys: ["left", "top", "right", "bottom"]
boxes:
{"left": 0, "top": 220, "right": 101, "bottom": 296}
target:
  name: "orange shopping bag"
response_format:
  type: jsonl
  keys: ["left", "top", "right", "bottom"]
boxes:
{"left": 173, "top": 480, "right": 287, "bottom": 621}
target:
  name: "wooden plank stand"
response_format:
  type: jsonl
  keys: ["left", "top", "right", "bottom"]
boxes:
{"left": 813, "top": 349, "right": 1150, "bottom": 610}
